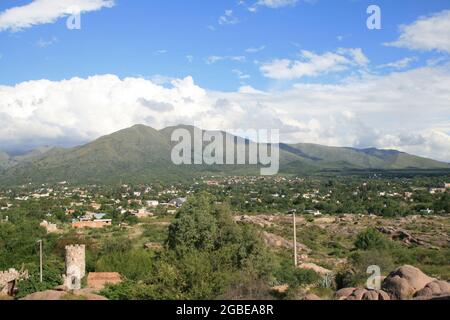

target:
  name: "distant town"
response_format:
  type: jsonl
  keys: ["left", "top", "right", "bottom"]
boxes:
{"left": 1, "top": 174, "right": 449, "bottom": 300}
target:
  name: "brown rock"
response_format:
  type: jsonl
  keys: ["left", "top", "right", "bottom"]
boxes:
{"left": 382, "top": 265, "right": 435, "bottom": 300}
{"left": 349, "top": 289, "right": 367, "bottom": 300}
{"left": 383, "top": 275, "right": 414, "bottom": 300}
{"left": 363, "top": 290, "right": 379, "bottom": 300}
{"left": 377, "top": 290, "right": 391, "bottom": 301}
{"left": 298, "top": 263, "right": 331, "bottom": 276}
{"left": 304, "top": 293, "right": 321, "bottom": 300}
{"left": 21, "top": 289, "right": 108, "bottom": 300}
{"left": 335, "top": 287, "right": 355, "bottom": 300}
{"left": 20, "top": 290, "right": 66, "bottom": 300}
{"left": 414, "top": 280, "right": 450, "bottom": 299}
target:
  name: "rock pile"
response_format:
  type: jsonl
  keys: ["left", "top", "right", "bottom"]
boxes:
{"left": 376, "top": 226, "right": 426, "bottom": 247}
{"left": 335, "top": 265, "right": 450, "bottom": 300}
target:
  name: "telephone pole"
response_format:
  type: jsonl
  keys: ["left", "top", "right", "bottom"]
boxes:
{"left": 293, "top": 212, "right": 298, "bottom": 267}
{"left": 37, "top": 240, "right": 43, "bottom": 283}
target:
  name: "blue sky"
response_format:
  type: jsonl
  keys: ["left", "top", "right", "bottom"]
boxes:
{"left": 0, "top": 0, "right": 450, "bottom": 161}
{"left": 1, "top": 0, "right": 449, "bottom": 90}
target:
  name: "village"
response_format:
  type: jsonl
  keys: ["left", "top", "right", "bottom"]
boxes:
{"left": 0, "top": 175, "right": 449, "bottom": 300}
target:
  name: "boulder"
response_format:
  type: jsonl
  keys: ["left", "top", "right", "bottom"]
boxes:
{"left": 335, "top": 287, "right": 355, "bottom": 300}
{"left": 377, "top": 290, "right": 391, "bottom": 300}
{"left": 298, "top": 263, "right": 331, "bottom": 276}
{"left": 414, "top": 280, "right": 450, "bottom": 299}
{"left": 382, "top": 265, "right": 435, "bottom": 299}
{"left": 21, "top": 290, "right": 66, "bottom": 300}
{"left": 363, "top": 290, "right": 379, "bottom": 300}
{"left": 304, "top": 293, "right": 322, "bottom": 300}
{"left": 335, "top": 287, "right": 391, "bottom": 300}
{"left": 350, "top": 288, "right": 368, "bottom": 300}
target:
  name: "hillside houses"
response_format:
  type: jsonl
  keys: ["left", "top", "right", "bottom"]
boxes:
{"left": 72, "top": 219, "right": 112, "bottom": 229}
{"left": 168, "top": 198, "right": 187, "bottom": 208}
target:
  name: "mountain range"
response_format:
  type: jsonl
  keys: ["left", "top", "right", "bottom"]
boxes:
{"left": 0, "top": 124, "right": 449, "bottom": 185}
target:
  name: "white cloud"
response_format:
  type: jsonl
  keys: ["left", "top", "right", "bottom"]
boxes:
{"left": 154, "top": 49, "right": 168, "bottom": 55}
{"left": 378, "top": 57, "right": 417, "bottom": 70}
{"left": 1, "top": 65, "right": 450, "bottom": 161}
{"left": 0, "top": 0, "right": 114, "bottom": 32}
{"left": 249, "top": 0, "right": 299, "bottom": 12}
{"left": 260, "top": 48, "right": 369, "bottom": 80}
{"left": 245, "top": 46, "right": 266, "bottom": 53}
{"left": 386, "top": 10, "right": 450, "bottom": 53}
{"left": 218, "top": 9, "right": 239, "bottom": 25}
{"left": 36, "top": 36, "right": 58, "bottom": 48}
{"left": 232, "top": 69, "right": 251, "bottom": 80}
{"left": 206, "top": 55, "right": 246, "bottom": 64}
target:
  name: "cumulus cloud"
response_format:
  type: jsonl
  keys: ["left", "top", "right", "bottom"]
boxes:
{"left": 260, "top": 48, "right": 369, "bottom": 80}
{"left": 0, "top": 0, "right": 114, "bottom": 32}
{"left": 1, "top": 65, "right": 450, "bottom": 161}
{"left": 386, "top": 10, "right": 450, "bottom": 53}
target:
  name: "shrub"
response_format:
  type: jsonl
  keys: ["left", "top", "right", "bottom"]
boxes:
{"left": 354, "top": 228, "right": 389, "bottom": 250}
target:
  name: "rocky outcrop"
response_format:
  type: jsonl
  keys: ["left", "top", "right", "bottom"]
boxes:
{"left": 334, "top": 265, "right": 449, "bottom": 300}
{"left": 382, "top": 265, "right": 435, "bottom": 300}
{"left": 376, "top": 226, "right": 426, "bottom": 247}
{"left": 303, "top": 293, "right": 322, "bottom": 300}
{"left": 234, "top": 215, "right": 275, "bottom": 228}
{"left": 298, "top": 263, "right": 331, "bottom": 276}
{"left": 335, "top": 287, "right": 391, "bottom": 300}
{"left": 262, "top": 231, "right": 311, "bottom": 254}
{"left": 414, "top": 280, "right": 450, "bottom": 299}
{"left": 20, "top": 289, "right": 108, "bottom": 300}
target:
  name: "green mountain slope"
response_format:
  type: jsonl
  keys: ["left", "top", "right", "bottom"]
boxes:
{"left": 0, "top": 124, "right": 448, "bottom": 185}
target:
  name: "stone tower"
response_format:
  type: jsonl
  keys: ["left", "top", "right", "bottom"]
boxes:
{"left": 63, "top": 245, "right": 86, "bottom": 290}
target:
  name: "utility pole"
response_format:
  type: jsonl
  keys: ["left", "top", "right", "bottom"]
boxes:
{"left": 37, "top": 240, "right": 43, "bottom": 283}
{"left": 293, "top": 212, "right": 298, "bottom": 267}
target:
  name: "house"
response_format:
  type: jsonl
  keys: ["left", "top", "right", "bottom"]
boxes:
{"left": 169, "top": 198, "right": 187, "bottom": 208}
{"left": 429, "top": 188, "right": 446, "bottom": 194}
{"left": 72, "top": 219, "right": 112, "bottom": 229}
{"left": 87, "top": 272, "right": 122, "bottom": 290}
{"left": 90, "top": 202, "right": 102, "bottom": 210}
{"left": 40, "top": 220, "right": 58, "bottom": 233}
{"left": 445, "top": 183, "right": 450, "bottom": 189}
{"left": 83, "top": 212, "right": 107, "bottom": 220}
{"left": 146, "top": 200, "right": 159, "bottom": 207}
{"left": 420, "top": 208, "right": 434, "bottom": 215}
{"left": 305, "top": 210, "right": 322, "bottom": 216}
{"left": 65, "top": 209, "right": 76, "bottom": 215}
{"left": 132, "top": 208, "right": 154, "bottom": 219}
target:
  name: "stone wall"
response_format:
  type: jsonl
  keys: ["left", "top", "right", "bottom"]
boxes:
{"left": 0, "top": 269, "right": 28, "bottom": 296}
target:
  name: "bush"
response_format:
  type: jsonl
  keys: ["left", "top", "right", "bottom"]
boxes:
{"left": 273, "top": 259, "right": 320, "bottom": 288}
{"left": 354, "top": 228, "right": 389, "bottom": 250}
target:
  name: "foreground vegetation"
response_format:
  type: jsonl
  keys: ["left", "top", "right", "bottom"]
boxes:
{"left": 0, "top": 175, "right": 449, "bottom": 299}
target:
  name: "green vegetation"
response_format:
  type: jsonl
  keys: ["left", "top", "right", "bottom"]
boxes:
{"left": 1, "top": 124, "right": 448, "bottom": 185}
{"left": 101, "top": 193, "right": 292, "bottom": 300}
{"left": 0, "top": 172, "right": 448, "bottom": 300}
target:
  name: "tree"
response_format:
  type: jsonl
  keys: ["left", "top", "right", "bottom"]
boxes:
{"left": 354, "top": 228, "right": 389, "bottom": 250}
